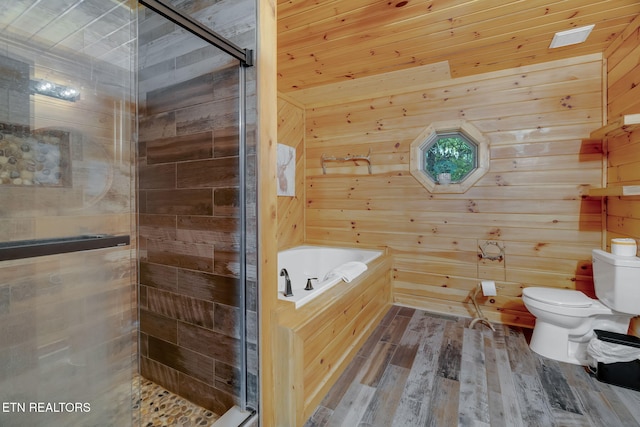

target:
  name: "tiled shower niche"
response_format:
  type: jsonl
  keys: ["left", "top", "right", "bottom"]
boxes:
{"left": 0, "top": 124, "right": 72, "bottom": 187}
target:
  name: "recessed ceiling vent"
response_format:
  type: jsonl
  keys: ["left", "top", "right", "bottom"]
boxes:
{"left": 549, "top": 24, "right": 595, "bottom": 49}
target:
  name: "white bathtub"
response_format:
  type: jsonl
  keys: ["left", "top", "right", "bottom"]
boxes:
{"left": 277, "top": 245, "right": 382, "bottom": 308}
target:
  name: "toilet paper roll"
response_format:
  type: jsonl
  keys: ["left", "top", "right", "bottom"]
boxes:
{"left": 480, "top": 280, "right": 497, "bottom": 297}
{"left": 611, "top": 238, "right": 637, "bottom": 257}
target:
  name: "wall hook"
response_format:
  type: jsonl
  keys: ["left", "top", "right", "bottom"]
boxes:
{"left": 321, "top": 148, "right": 372, "bottom": 174}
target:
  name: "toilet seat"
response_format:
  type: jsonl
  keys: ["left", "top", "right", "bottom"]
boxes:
{"left": 523, "top": 288, "right": 594, "bottom": 307}
{"left": 523, "top": 287, "right": 613, "bottom": 317}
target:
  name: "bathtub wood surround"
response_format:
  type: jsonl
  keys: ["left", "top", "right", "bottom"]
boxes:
{"left": 274, "top": 250, "right": 392, "bottom": 426}
{"left": 302, "top": 54, "right": 604, "bottom": 328}
{"left": 598, "top": 15, "right": 640, "bottom": 334}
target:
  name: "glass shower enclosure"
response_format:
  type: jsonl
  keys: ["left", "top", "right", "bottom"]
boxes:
{"left": 0, "top": 1, "right": 257, "bottom": 425}
{"left": 136, "top": 0, "right": 258, "bottom": 420}
{"left": 0, "top": 1, "right": 137, "bottom": 426}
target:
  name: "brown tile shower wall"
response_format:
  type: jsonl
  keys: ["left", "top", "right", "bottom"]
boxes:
{"left": 138, "top": 64, "right": 253, "bottom": 415}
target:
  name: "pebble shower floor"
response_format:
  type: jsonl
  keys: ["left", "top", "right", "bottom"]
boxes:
{"left": 133, "top": 374, "right": 220, "bottom": 427}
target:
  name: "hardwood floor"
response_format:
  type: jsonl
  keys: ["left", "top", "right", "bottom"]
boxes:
{"left": 304, "top": 305, "right": 640, "bottom": 427}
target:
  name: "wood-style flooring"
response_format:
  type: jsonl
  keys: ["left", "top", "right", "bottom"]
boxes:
{"left": 304, "top": 305, "right": 640, "bottom": 427}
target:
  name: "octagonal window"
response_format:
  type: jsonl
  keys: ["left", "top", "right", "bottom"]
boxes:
{"left": 410, "top": 120, "right": 489, "bottom": 193}
{"left": 423, "top": 132, "right": 477, "bottom": 184}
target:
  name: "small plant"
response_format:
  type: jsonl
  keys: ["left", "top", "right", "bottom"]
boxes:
{"left": 432, "top": 159, "right": 456, "bottom": 176}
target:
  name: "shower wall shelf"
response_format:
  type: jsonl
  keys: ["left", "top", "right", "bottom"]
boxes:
{"left": 321, "top": 148, "right": 372, "bottom": 174}
{"left": 0, "top": 234, "right": 130, "bottom": 261}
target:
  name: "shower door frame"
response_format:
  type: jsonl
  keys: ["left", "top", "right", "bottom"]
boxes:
{"left": 138, "top": 0, "right": 253, "bottom": 66}
{"left": 137, "top": 0, "right": 256, "bottom": 416}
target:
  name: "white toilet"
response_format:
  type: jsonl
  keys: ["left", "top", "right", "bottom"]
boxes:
{"left": 523, "top": 249, "right": 640, "bottom": 365}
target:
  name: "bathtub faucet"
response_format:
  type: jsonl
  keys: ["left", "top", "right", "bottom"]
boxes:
{"left": 305, "top": 277, "right": 317, "bottom": 291}
{"left": 280, "top": 268, "right": 293, "bottom": 297}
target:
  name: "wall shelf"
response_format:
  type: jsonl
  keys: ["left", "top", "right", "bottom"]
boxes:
{"left": 588, "top": 115, "right": 640, "bottom": 198}
{"left": 588, "top": 186, "right": 640, "bottom": 197}
{"left": 590, "top": 114, "right": 640, "bottom": 139}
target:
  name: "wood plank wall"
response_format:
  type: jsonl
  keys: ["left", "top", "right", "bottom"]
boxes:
{"left": 257, "top": 0, "right": 279, "bottom": 424}
{"left": 303, "top": 54, "right": 604, "bottom": 327}
{"left": 604, "top": 14, "right": 640, "bottom": 243}
{"left": 277, "top": 92, "right": 306, "bottom": 250}
{"left": 602, "top": 14, "right": 640, "bottom": 335}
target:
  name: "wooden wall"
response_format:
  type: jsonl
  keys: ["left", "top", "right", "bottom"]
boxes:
{"left": 277, "top": 93, "right": 305, "bottom": 250}
{"left": 257, "top": 0, "right": 279, "bottom": 424}
{"left": 604, "top": 14, "right": 640, "bottom": 244}
{"left": 303, "top": 54, "right": 604, "bottom": 327}
{"left": 602, "top": 15, "right": 640, "bottom": 334}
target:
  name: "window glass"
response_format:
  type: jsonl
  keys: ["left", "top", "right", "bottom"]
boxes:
{"left": 423, "top": 132, "right": 477, "bottom": 183}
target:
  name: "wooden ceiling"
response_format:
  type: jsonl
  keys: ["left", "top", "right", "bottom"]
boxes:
{"left": 277, "top": 0, "right": 640, "bottom": 96}
{"left": 4, "top": 1, "right": 639, "bottom": 101}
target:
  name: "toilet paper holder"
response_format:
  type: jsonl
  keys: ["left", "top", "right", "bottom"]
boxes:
{"left": 469, "top": 282, "right": 496, "bottom": 332}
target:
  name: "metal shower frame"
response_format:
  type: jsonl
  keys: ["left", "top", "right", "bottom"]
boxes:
{"left": 138, "top": 0, "right": 253, "bottom": 66}
{"left": 138, "top": 0, "right": 255, "bottom": 415}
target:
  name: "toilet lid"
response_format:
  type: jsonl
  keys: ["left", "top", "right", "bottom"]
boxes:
{"left": 523, "top": 287, "right": 594, "bottom": 307}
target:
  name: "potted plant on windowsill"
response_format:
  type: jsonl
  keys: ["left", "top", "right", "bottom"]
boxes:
{"left": 433, "top": 160, "right": 456, "bottom": 185}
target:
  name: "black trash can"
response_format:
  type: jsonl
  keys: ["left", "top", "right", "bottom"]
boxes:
{"left": 592, "top": 329, "right": 640, "bottom": 391}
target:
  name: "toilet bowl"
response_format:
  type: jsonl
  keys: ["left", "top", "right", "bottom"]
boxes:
{"left": 523, "top": 287, "right": 631, "bottom": 364}
{"left": 523, "top": 249, "right": 640, "bottom": 365}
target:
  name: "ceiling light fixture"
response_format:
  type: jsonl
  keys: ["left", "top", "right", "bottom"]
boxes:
{"left": 549, "top": 24, "right": 595, "bottom": 49}
{"left": 29, "top": 79, "right": 80, "bottom": 102}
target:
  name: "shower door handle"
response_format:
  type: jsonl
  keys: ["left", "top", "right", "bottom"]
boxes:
{"left": 0, "top": 234, "right": 130, "bottom": 261}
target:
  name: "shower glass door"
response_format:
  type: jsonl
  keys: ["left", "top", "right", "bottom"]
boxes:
{"left": 0, "top": 1, "right": 137, "bottom": 426}
{"left": 137, "top": 0, "right": 258, "bottom": 420}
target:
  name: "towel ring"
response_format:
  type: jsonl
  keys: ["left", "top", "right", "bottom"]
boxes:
{"left": 479, "top": 241, "right": 504, "bottom": 261}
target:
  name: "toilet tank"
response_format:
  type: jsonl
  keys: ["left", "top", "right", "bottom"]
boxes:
{"left": 592, "top": 249, "right": 640, "bottom": 315}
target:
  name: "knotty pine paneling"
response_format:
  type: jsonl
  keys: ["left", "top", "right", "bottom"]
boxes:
{"left": 277, "top": 93, "right": 305, "bottom": 250}
{"left": 304, "top": 55, "right": 604, "bottom": 327}
{"left": 258, "top": 0, "right": 280, "bottom": 422}
{"left": 603, "top": 15, "right": 640, "bottom": 335}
